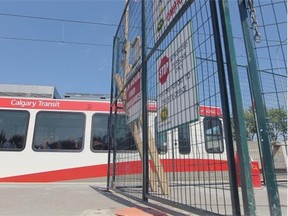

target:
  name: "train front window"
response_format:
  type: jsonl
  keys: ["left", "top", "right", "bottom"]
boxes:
{"left": 33, "top": 111, "right": 85, "bottom": 151}
{"left": 0, "top": 110, "right": 29, "bottom": 151}
{"left": 203, "top": 117, "right": 224, "bottom": 153}
{"left": 91, "top": 114, "right": 136, "bottom": 151}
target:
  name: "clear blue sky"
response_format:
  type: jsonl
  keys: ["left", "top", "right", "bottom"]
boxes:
{"left": 0, "top": 1, "right": 285, "bottom": 99}
{"left": 0, "top": 0, "right": 125, "bottom": 96}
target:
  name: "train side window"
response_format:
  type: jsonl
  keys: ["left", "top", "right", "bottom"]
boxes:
{"left": 91, "top": 114, "right": 136, "bottom": 151}
{"left": 178, "top": 123, "right": 191, "bottom": 155}
{"left": 91, "top": 114, "right": 109, "bottom": 150}
{"left": 114, "top": 114, "right": 136, "bottom": 150}
{"left": 33, "top": 112, "right": 85, "bottom": 152}
{"left": 0, "top": 110, "right": 29, "bottom": 151}
{"left": 203, "top": 117, "right": 224, "bottom": 153}
{"left": 154, "top": 117, "right": 167, "bottom": 154}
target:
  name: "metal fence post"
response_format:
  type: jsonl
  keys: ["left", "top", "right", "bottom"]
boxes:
{"left": 107, "top": 36, "right": 116, "bottom": 190}
{"left": 218, "top": 0, "right": 256, "bottom": 215}
{"left": 238, "top": 0, "right": 282, "bottom": 215}
{"left": 209, "top": 1, "right": 241, "bottom": 215}
{"left": 141, "top": 0, "right": 149, "bottom": 202}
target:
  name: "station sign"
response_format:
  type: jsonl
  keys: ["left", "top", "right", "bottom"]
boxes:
{"left": 125, "top": 36, "right": 142, "bottom": 124}
{"left": 157, "top": 22, "right": 198, "bottom": 132}
{"left": 153, "top": 0, "right": 188, "bottom": 42}
{"left": 125, "top": 71, "right": 142, "bottom": 124}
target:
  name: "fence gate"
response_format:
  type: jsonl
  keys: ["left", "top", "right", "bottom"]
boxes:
{"left": 108, "top": 0, "right": 286, "bottom": 215}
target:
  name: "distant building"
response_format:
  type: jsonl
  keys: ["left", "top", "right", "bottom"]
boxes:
{"left": 63, "top": 93, "right": 110, "bottom": 101}
{"left": 0, "top": 84, "right": 110, "bottom": 101}
{"left": 0, "top": 84, "right": 61, "bottom": 99}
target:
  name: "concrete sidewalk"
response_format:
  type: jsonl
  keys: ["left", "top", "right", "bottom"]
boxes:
{"left": 0, "top": 182, "right": 286, "bottom": 215}
{"left": 0, "top": 183, "right": 174, "bottom": 216}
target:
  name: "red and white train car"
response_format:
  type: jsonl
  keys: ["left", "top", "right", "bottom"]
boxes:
{"left": 0, "top": 96, "right": 227, "bottom": 182}
{"left": 0, "top": 97, "right": 122, "bottom": 182}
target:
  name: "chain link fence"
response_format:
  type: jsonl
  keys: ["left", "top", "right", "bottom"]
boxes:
{"left": 235, "top": 0, "right": 287, "bottom": 178}
{"left": 108, "top": 0, "right": 286, "bottom": 215}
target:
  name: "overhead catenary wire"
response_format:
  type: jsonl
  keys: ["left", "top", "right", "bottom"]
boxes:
{"left": 0, "top": 12, "right": 118, "bottom": 27}
{"left": 0, "top": 12, "right": 284, "bottom": 45}
{"left": 0, "top": 12, "right": 117, "bottom": 47}
{"left": 0, "top": 35, "right": 112, "bottom": 47}
{"left": 2, "top": 12, "right": 282, "bottom": 47}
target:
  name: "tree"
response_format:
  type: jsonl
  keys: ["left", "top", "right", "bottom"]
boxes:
{"left": 230, "top": 108, "right": 257, "bottom": 141}
{"left": 243, "top": 107, "right": 287, "bottom": 142}
{"left": 244, "top": 107, "right": 257, "bottom": 141}
{"left": 266, "top": 107, "right": 287, "bottom": 141}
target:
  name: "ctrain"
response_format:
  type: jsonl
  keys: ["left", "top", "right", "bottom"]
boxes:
{"left": 0, "top": 96, "right": 227, "bottom": 182}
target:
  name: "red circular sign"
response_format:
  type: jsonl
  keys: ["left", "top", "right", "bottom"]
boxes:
{"left": 159, "top": 55, "right": 170, "bottom": 85}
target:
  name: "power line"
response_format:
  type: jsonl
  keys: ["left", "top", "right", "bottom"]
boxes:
{"left": 0, "top": 35, "right": 112, "bottom": 47}
{"left": 0, "top": 12, "right": 118, "bottom": 27}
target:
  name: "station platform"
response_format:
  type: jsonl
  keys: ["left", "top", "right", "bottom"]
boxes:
{"left": 0, "top": 182, "right": 286, "bottom": 215}
{"left": 0, "top": 183, "right": 173, "bottom": 216}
